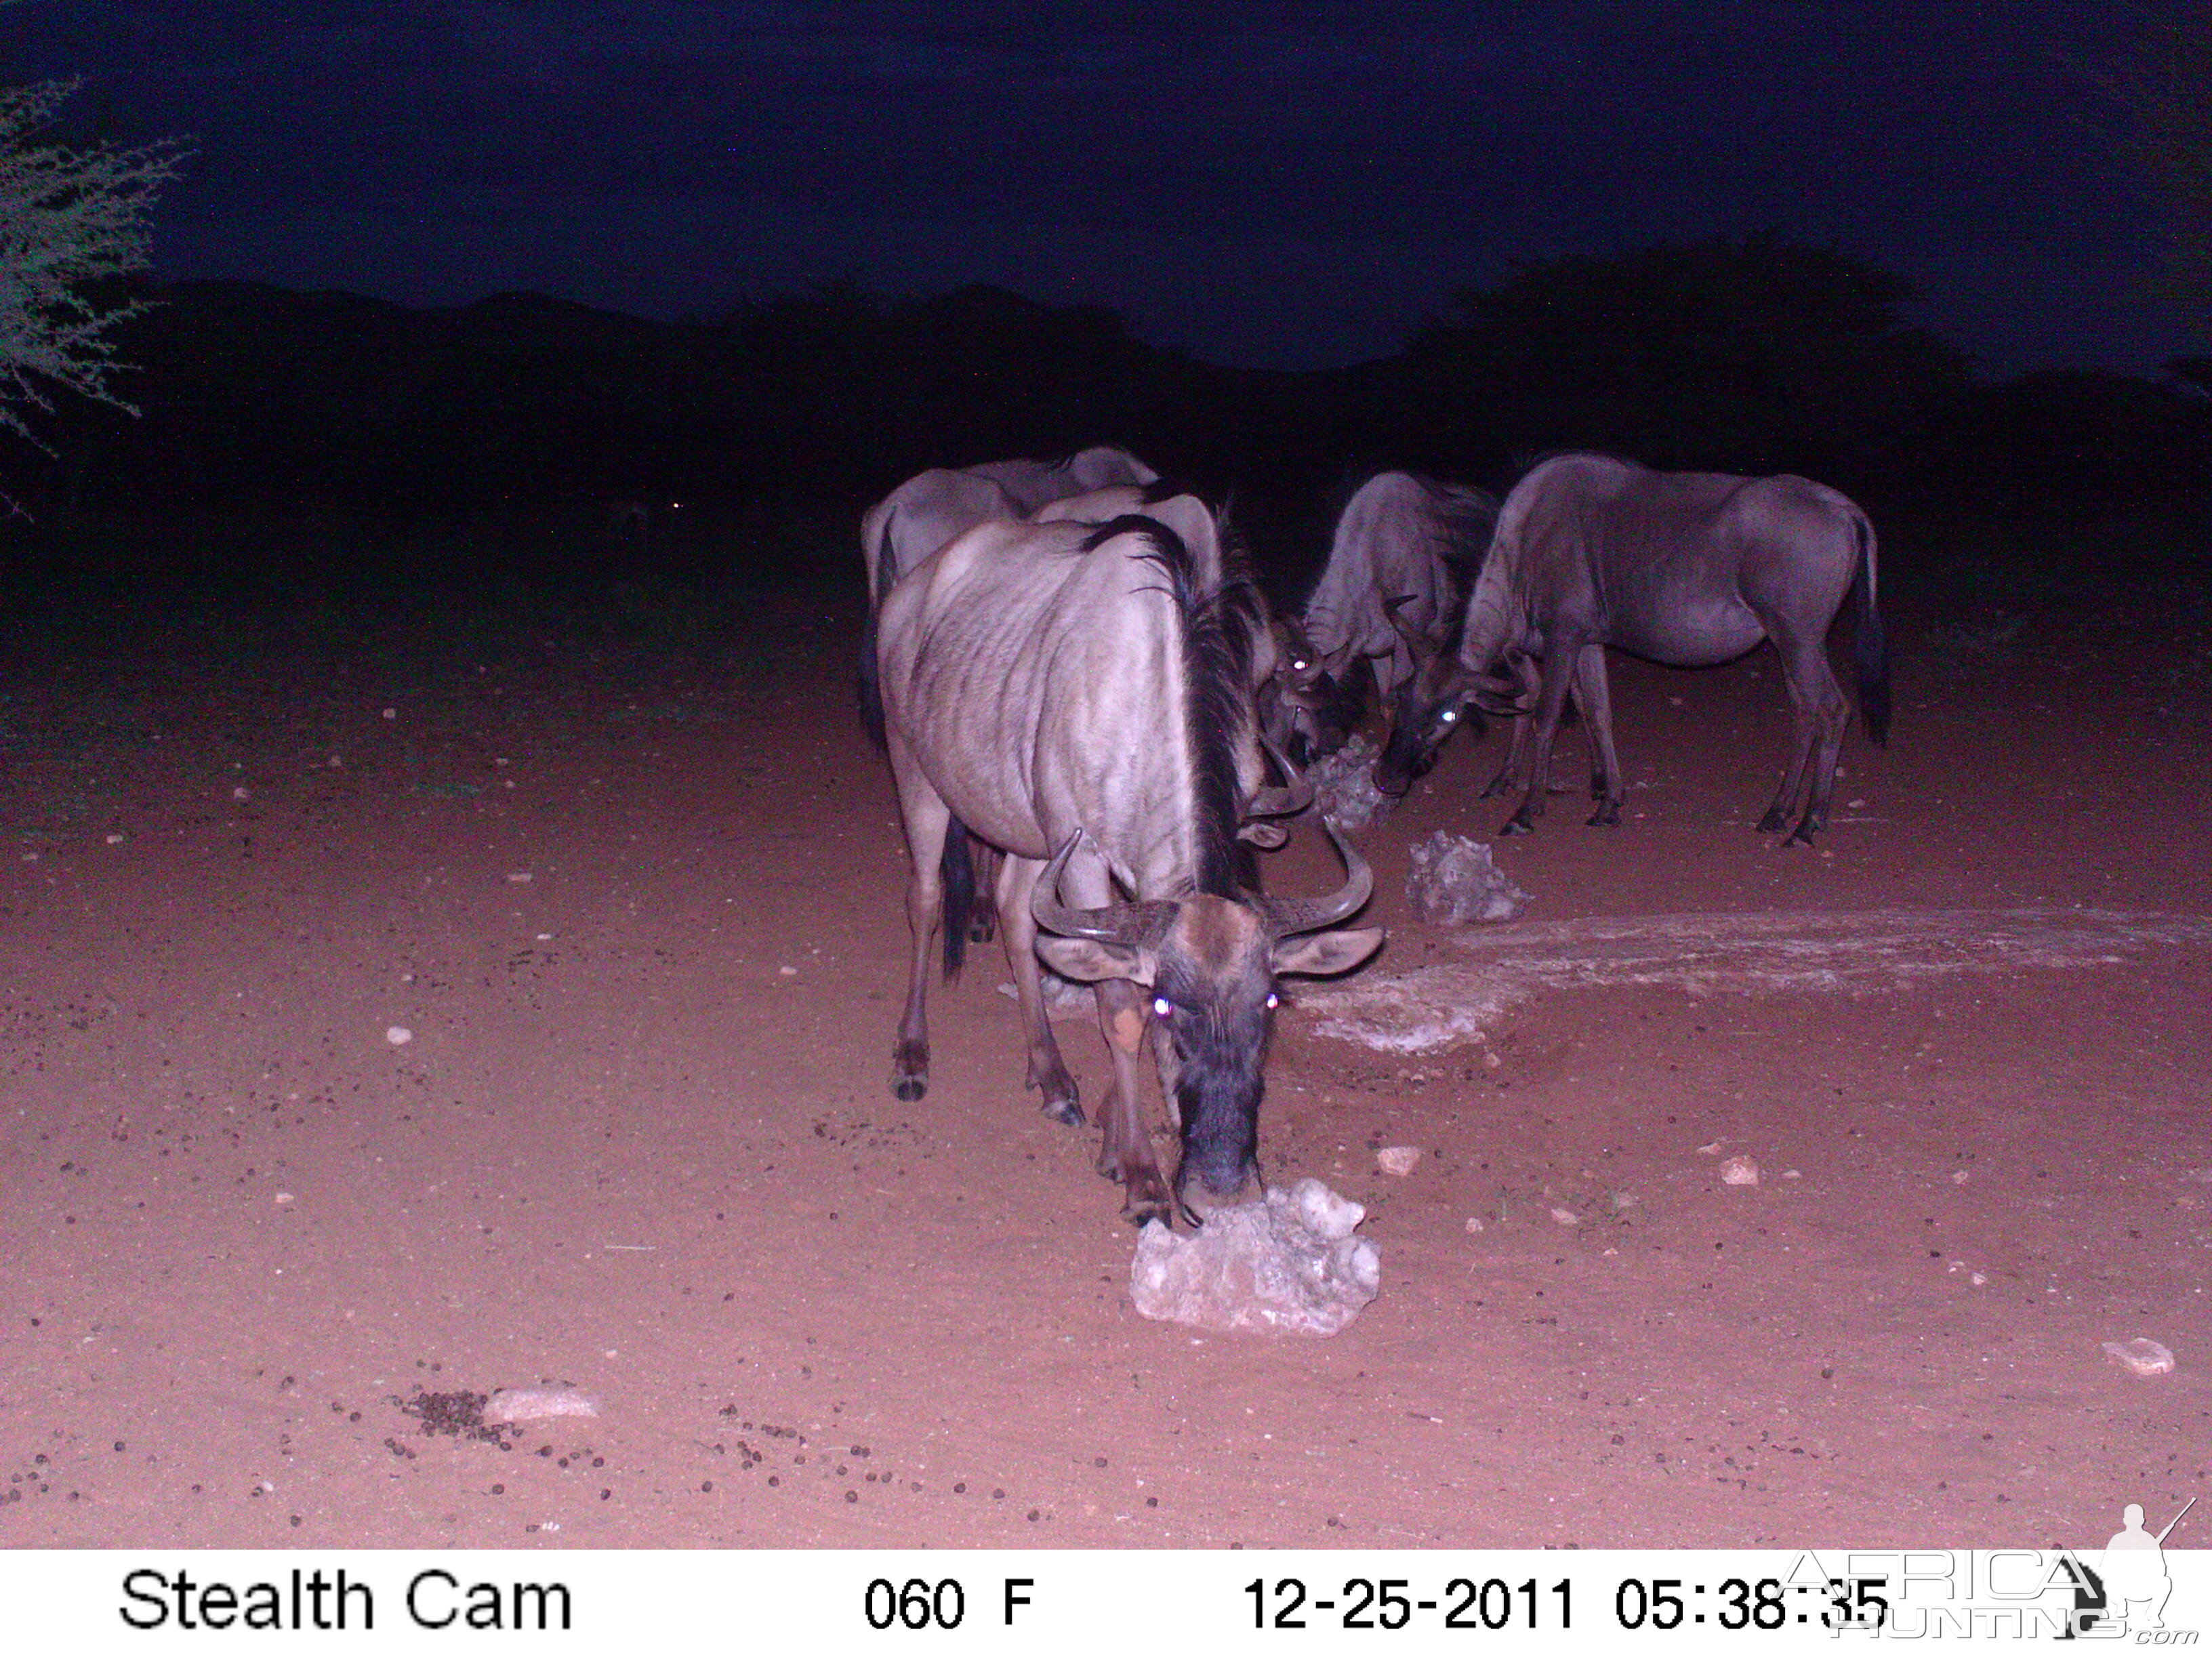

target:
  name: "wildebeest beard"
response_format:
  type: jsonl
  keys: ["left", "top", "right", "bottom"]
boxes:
{"left": 1154, "top": 955, "right": 1275, "bottom": 1202}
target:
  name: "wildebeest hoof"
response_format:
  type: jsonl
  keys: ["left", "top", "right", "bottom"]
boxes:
{"left": 1784, "top": 827, "right": 1817, "bottom": 849}
{"left": 1587, "top": 801, "right": 1622, "bottom": 827}
{"left": 1755, "top": 806, "right": 1789, "bottom": 834}
{"left": 1498, "top": 815, "right": 1535, "bottom": 837}
{"left": 1477, "top": 776, "right": 1513, "bottom": 800}
{"left": 1042, "top": 1095, "right": 1084, "bottom": 1128}
{"left": 890, "top": 1041, "right": 929, "bottom": 1101}
{"left": 1122, "top": 1185, "right": 1176, "bottom": 1229}
{"left": 967, "top": 915, "right": 997, "bottom": 944}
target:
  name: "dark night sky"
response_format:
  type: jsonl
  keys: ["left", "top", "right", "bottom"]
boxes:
{"left": 12, "top": 1, "right": 2188, "bottom": 374}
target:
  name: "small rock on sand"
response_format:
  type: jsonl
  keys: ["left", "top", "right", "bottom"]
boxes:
{"left": 1719, "top": 1155, "right": 1761, "bottom": 1186}
{"left": 1309, "top": 734, "right": 1394, "bottom": 832}
{"left": 2102, "top": 1338, "right": 2175, "bottom": 1377}
{"left": 1376, "top": 1145, "right": 1421, "bottom": 1176}
{"left": 1407, "top": 832, "right": 1530, "bottom": 924}
{"left": 384, "top": 1025, "right": 413, "bottom": 1046}
{"left": 485, "top": 1387, "right": 602, "bottom": 1422}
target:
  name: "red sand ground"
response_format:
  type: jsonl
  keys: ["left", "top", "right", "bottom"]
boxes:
{"left": 0, "top": 591, "right": 2205, "bottom": 1550}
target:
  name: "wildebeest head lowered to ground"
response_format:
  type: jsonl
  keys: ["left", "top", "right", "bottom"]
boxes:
{"left": 1374, "top": 452, "right": 1890, "bottom": 846}
{"left": 1285, "top": 470, "right": 1498, "bottom": 760}
{"left": 872, "top": 502, "right": 1382, "bottom": 1225}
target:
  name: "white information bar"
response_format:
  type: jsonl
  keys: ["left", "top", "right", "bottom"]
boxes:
{"left": 1, "top": 1549, "right": 2203, "bottom": 1653}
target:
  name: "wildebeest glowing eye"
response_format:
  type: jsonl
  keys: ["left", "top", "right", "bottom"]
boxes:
{"left": 1265, "top": 992, "right": 1279, "bottom": 1010}
{"left": 1439, "top": 708, "right": 1458, "bottom": 724}
{"left": 1152, "top": 997, "right": 1172, "bottom": 1019}
{"left": 1292, "top": 659, "right": 1308, "bottom": 671}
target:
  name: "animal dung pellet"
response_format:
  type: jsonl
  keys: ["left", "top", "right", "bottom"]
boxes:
{"left": 1376, "top": 1145, "right": 1422, "bottom": 1176}
{"left": 1129, "top": 1178, "right": 1381, "bottom": 1337}
{"left": 1406, "top": 832, "right": 1531, "bottom": 924}
{"left": 2102, "top": 1338, "right": 2176, "bottom": 1377}
{"left": 1719, "top": 1154, "right": 1761, "bottom": 1186}
{"left": 1309, "top": 734, "right": 1394, "bottom": 833}
{"left": 384, "top": 1025, "right": 413, "bottom": 1046}
{"left": 484, "top": 1387, "right": 601, "bottom": 1422}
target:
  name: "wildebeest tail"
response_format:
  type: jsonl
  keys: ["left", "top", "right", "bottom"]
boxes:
{"left": 939, "top": 814, "right": 974, "bottom": 979}
{"left": 857, "top": 518, "right": 894, "bottom": 750}
{"left": 1851, "top": 512, "right": 1890, "bottom": 747}
{"left": 1435, "top": 486, "right": 1501, "bottom": 586}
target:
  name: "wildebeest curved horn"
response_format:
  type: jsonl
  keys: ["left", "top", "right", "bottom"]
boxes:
{"left": 1029, "top": 831, "right": 1176, "bottom": 946}
{"left": 1243, "top": 734, "right": 1315, "bottom": 819}
{"left": 1467, "top": 668, "right": 1530, "bottom": 715}
{"left": 1382, "top": 592, "right": 1426, "bottom": 649}
{"left": 1260, "top": 820, "right": 1372, "bottom": 936}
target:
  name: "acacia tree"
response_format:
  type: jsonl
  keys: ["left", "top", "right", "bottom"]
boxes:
{"left": 0, "top": 67, "right": 189, "bottom": 506}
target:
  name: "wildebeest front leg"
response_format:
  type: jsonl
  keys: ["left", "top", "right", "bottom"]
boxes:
{"left": 994, "top": 854, "right": 1083, "bottom": 1126}
{"left": 1574, "top": 645, "right": 1625, "bottom": 826}
{"left": 1093, "top": 976, "right": 1174, "bottom": 1226}
{"left": 1479, "top": 655, "right": 1544, "bottom": 800}
{"left": 1500, "top": 644, "right": 1581, "bottom": 836}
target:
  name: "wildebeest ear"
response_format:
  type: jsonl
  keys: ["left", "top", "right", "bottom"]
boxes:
{"left": 1237, "top": 822, "right": 1290, "bottom": 849}
{"left": 1270, "top": 926, "right": 1385, "bottom": 979}
{"left": 1034, "top": 937, "right": 1155, "bottom": 985}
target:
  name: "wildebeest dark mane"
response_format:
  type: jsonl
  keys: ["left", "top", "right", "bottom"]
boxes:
{"left": 1081, "top": 511, "right": 1259, "bottom": 900}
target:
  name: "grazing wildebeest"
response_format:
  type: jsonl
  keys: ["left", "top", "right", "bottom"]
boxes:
{"left": 1373, "top": 452, "right": 1890, "bottom": 846}
{"left": 1292, "top": 470, "right": 1498, "bottom": 747}
{"left": 872, "top": 504, "right": 1382, "bottom": 1224}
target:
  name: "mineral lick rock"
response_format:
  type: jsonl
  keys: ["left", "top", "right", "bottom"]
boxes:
{"left": 1310, "top": 734, "right": 1394, "bottom": 833}
{"left": 1129, "top": 1178, "right": 1381, "bottom": 1337}
{"left": 1407, "top": 832, "right": 1532, "bottom": 924}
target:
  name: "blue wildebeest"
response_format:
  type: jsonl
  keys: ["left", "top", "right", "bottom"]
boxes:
{"left": 859, "top": 448, "right": 1162, "bottom": 937}
{"left": 859, "top": 446, "right": 1160, "bottom": 605}
{"left": 1374, "top": 452, "right": 1890, "bottom": 846}
{"left": 1281, "top": 470, "right": 1498, "bottom": 759}
{"left": 872, "top": 503, "right": 1381, "bottom": 1225}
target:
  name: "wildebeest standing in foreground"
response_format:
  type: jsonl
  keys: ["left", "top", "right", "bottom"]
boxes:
{"left": 859, "top": 447, "right": 1162, "bottom": 939}
{"left": 872, "top": 504, "right": 1382, "bottom": 1225}
{"left": 1279, "top": 470, "right": 1498, "bottom": 759}
{"left": 1374, "top": 452, "right": 1889, "bottom": 846}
